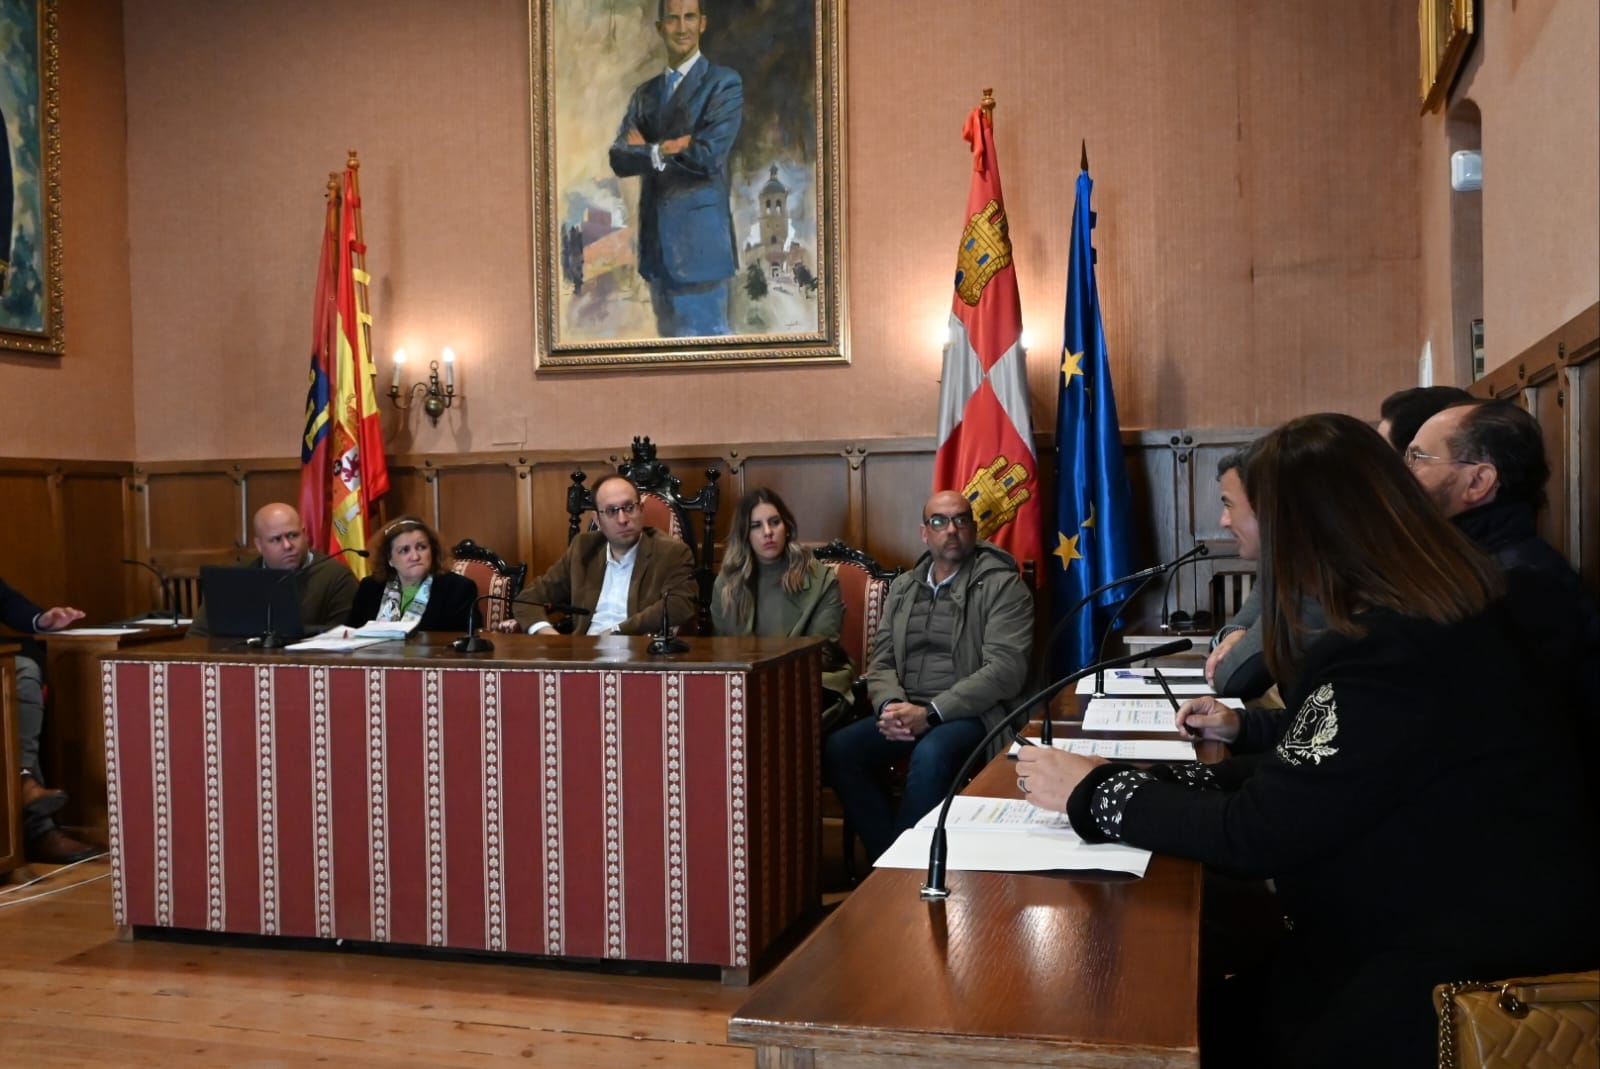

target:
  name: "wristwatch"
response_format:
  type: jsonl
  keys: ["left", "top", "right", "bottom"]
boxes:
{"left": 925, "top": 707, "right": 944, "bottom": 727}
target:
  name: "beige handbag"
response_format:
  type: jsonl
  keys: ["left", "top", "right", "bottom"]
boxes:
{"left": 1434, "top": 971, "right": 1599, "bottom": 1069}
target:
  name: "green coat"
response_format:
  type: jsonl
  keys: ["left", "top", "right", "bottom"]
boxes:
{"left": 711, "top": 557, "right": 855, "bottom": 698}
{"left": 863, "top": 541, "right": 1033, "bottom": 733}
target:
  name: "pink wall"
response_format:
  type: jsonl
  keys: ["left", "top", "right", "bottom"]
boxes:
{"left": 0, "top": 2, "right": 134, "bottom": 459}
{"left": 1419, "top": 0, "right": 1600, "bottom": 381}
{"left": 7, "top": 1, "right": 1469, "bottom": 461}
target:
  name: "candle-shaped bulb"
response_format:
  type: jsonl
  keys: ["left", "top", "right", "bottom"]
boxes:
{"left": 391, "top": 349, "right": 406, "bottom": 390}
{"left": 442, "top": 347, "right": 456, "bottom": 390}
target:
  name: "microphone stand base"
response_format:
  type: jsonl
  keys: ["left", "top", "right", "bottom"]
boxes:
{"left": 647, "top": 636, "right": 690, "bottom": 655}
{"left": 255, "top": 632, "right": 289, "bottom": 650}
{"left": 918, "top": 883, "right": 951, "bottom": 901}
{"left": 452, "top": 635, "right": 496, "bottom": 653}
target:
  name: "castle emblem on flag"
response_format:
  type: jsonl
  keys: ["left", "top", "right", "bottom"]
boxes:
{"left": 962, "top": 455, "right": 1033, "bottom": 540}
{"left": 953, "top": 199, "right": 1012, "bottom": 307}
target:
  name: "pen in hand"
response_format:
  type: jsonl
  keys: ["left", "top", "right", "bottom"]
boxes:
{"left": 1150, "top": 666, "right": 1199, "bottom": 738}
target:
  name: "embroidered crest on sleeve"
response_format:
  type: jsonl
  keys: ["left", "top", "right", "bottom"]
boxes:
{"left": 1276, "top": 683, "right": 1341, "bottom": 766}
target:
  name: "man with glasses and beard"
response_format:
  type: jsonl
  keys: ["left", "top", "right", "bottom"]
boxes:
{"left": 822, "top": 490, "right": 1033, "bottom": 864}
{"left": 508, "top": 473, "right": 697, "bottom": 636}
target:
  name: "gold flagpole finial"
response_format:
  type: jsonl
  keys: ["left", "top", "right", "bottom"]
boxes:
{"left": 981, "top": 87, "right": 996, "bottom": 117}
{"left": 347, "top": 149, "right": 360, "bottom": 170}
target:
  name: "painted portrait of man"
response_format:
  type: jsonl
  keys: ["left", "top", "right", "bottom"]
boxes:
{"left": 537, "top": 0, "right": 841, "bottom": 363}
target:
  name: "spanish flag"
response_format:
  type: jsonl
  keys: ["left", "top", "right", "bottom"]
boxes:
{"left": 299, "top": 160, "right": 387, "bottom": 577}
{"left": 932, "top": 97, "right": 1041, "bottom": 575}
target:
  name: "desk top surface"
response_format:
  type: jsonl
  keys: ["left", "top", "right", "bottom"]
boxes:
{"left": 103, "top": 633, "right": 822, "bottom": 672}
{"left": 730, "top": 745, "right": 1203, "bottom": 1065}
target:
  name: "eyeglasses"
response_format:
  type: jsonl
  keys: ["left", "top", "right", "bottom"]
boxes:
{"left": 1404, "top": 446, "right": 1476, "bottom": 468}
{"left": 924, "top": 512, "right": 975, "bottom": 531}
{"left": 598, "top": 501, "right": 638, "bottom": 518}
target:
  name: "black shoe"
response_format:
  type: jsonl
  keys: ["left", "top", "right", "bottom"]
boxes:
{"left": 26, "top": 829, "right": 103, "bottom": 865}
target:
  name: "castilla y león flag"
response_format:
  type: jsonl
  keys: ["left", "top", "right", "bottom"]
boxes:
{"left": 933, "top": 102, "right": 1041, "bottom": 574}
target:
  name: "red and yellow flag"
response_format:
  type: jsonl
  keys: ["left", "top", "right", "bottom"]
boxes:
{"left": 300, "top": 159, "right": 387, "bottom": 578}
{"left": 933, "top": 100, "right": 1041, "bottom": 574}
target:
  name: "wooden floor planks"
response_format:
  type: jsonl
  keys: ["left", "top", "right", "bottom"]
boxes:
{"left": 0, "top": 859, "right": 759, "bottom": 1067}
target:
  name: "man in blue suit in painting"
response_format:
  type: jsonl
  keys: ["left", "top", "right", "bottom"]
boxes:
{"left": 609, "top": 0, "right": 743, "bottom": 337}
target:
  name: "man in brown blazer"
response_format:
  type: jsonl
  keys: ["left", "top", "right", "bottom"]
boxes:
{"left": 509, "top": 473, "right": 697, "bottom": 636}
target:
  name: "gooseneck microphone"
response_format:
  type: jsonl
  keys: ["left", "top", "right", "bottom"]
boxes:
{"left": 1035, "top": 544, "right": 1209, "bottom": 741}
{"left": 121, "top": 558, "right": 180, "bottom": 625}
{"left": 256, "top": 547, "right": 369, "bottom": 650}
{"left": 647, "top": 596, "right": 688, "bottom": 655}
{"left": 919, "top": 637, "right": 1194, "bottom": 901}
{"left": 452, "top": 593, "right": 510, "bottom": 653}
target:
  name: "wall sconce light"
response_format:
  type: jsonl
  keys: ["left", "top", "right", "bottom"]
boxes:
{"left": 388, "top": 347, "right": 457, "bottom": 426}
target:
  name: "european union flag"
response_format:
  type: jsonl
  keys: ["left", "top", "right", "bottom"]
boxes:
{"left": 1051, "top": 165, "right": 1133, "bottom": 674}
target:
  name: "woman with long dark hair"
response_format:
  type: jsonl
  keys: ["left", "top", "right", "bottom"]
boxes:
{"left": 1017, "top": 413, "right": 1597, "bottom": 1068}
{"left": 712, "top": 488, "right": 854, "bottom": 723}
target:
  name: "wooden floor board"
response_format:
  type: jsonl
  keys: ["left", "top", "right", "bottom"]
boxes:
{"left": 0, "top": 859, "right": 765, "bottom": 1067}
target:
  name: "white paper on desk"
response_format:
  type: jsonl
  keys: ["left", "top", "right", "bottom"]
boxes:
{"left": 1007, "top": 738, "right": 1199, "bottom": 762}
{"left": 58, "top": 627, "right": 144, "bottom": 636}
{"left": 1081, "top": 696, "right": 1244, "bottom": 732}
{"left": 873, "top": 797, "right": 1151, "bottom": 877}
{"left": 1076, "top": 667, "right": 1211, "bottom": 695}
{"left": 285, "top": 621, "right": 409, "bottom": 651}
{"left": 131, "top": 616, "right": 193, "bottom": 626}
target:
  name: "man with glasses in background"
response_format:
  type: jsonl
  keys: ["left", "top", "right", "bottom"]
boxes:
{"left": 509, "top": 473, "right": 697, "bottom": 636}
{"left": 823, "top": 490, "right": 1033, "bottom": 864}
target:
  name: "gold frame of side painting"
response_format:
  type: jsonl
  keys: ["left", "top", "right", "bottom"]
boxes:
{"left": 1419, "top": 0, "right": 1475, "bottom": 114}
{"left": 0, "top": 0, "right": 64, "bottom": 356}
{"left": 529, "top": 0, "right": 849, "bottom": 372}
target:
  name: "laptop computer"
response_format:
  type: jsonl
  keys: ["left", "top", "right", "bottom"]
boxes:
{"left": 198, "top": 565, "right": 306, "bottom": 640}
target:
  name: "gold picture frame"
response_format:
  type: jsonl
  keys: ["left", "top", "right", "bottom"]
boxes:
{"left": 529, "top": 0, "right": 848, "bottom": 372}
{"left": 0, "top": 0, "right": 64, "bottom": 356}
{"left": 1419, "top": 0, "right": 1475, "bottom": 114}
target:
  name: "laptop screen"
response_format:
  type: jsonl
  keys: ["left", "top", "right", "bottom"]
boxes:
{"left": 197, "top": 565, "right": 306, "bottom": 639}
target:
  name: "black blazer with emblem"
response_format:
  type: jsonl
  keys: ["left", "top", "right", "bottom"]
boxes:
{"left": 1068, "top": 604, "right": 1599, "bottom": 1069}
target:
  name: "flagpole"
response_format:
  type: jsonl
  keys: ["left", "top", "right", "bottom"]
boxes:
{"left": 345, "top": 150, "right": 376, "bottom": 408}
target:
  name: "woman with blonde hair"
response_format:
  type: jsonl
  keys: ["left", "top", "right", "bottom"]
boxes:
{"left": 713, "top": 488, "right": 854, "bottom": 724}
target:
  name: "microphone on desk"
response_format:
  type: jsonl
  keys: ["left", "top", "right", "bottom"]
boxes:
{"left": 121, "top": 558, "right": 180, "bottom": 625}
{"left": 452, "top": 593, "right": 511, "bottom": 653}
{"left": 255, "top": 547, "right": 369, "bottom": 649}
{"left": 1033, "top": 544, "right": 1208, "bottom": 740}
{"left": 647, "top": 596, "right": 688, "bottom": 655}
{"left": 918, "top": 637, "right": 1194, "bottom": 902}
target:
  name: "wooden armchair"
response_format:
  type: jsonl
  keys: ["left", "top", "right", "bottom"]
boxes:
{"left": 448, "top": 539, "right": 528, "bottom": 632}
{"left": 566, "top": 436, "right": 721, "bottom": 633}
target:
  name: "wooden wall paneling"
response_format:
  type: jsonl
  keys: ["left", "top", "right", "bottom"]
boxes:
{"left": 1522, "top": 377, "right": 1567, "bottom": 559}
{"left": 60, "top": 473, "right": 135, "bottom": 623}
{"left": 730, "top": 455, "right": 852, "bottom": 551}
{"left": 436, "top": 465, "right": 521, "bottom": 563}
{"left": 381, "top": 464, "right": 441, "bottom": 539}
{"left": 142, "top": 470, "right": 245, "bottom": 551}
{"left": 242, "top": 466, "right": 302, "bottom": 527}
{"left": 0, "top": 468, "right": 66, "bottom": 610}
{"left": 858, "top": 448, "right": 935, "bottom": 569}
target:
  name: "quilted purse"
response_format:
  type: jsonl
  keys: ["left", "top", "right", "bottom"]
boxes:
{"left": 1434, "top": 971, "right": 1599, "bottom": 1069}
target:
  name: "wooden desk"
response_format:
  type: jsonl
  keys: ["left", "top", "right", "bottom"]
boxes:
{"left": 729, "top": 749, "right": 1205, "bottom": 1067}
{"left": 101, "top": 634, "right": 821, "bottom": 984}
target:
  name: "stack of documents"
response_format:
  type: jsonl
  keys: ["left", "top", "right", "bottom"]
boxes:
{"left": 1075, "top": 666, "right": 1213, "bottom": 695}
{"left": 1007, "top": 737, "right": 1199, "bottom": 761}
{"left": 874, "top": 796, "right": 1152, "bottom": 877}
{"left": 287, "top": 620, "right": 413, "bottom": 652}
{"left": 1081, "top": 696, "right": 1243, "bottom": 733}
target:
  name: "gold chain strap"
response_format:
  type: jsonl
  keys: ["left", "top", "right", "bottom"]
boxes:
{"left": 1437, "top": 980, "right": 1530, "bottom": 1069}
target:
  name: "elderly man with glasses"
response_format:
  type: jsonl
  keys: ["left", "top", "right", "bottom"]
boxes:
{"left": 509, "top": 473, "right": 697, "bottom": 636}
{"left": 822, "top": 489, "right": 1033, "bottom": 864}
